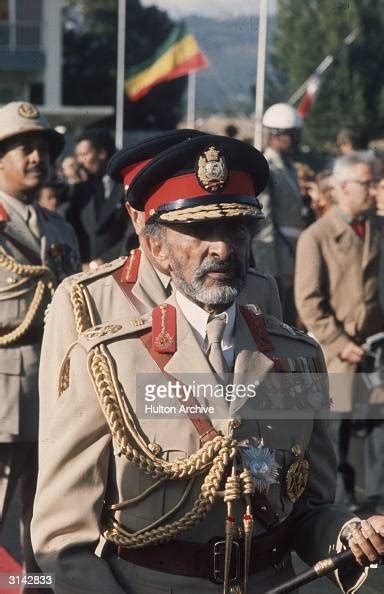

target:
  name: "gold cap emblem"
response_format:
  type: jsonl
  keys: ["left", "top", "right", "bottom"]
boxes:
{"left": 18, "top": 102, "right": 39, "bottom": 119}
{"left": 196, "top": 145, "right": 228, "bottom": 193}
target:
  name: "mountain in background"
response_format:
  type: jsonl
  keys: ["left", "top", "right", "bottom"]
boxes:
{"left": 184, "top": 15, "right": 276, "bottom": 116}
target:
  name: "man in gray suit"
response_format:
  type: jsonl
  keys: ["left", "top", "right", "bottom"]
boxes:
{"left": 0, "top": 101, "right": 80, "bottom": 582}
{"left": 33, "top": 135, "right": 384, "bottom": 594}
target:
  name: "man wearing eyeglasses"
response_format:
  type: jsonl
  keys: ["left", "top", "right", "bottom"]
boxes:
{"left": 295, "top": 152, "right": 384, "bottom": 513}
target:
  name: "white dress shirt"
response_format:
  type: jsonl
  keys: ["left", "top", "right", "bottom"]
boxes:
{"left": 175, "top": 290, "right": 236, "bottom": 369}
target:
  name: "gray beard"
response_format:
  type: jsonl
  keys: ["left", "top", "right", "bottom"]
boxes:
{"left": 168, "top": 251, "right": 245, "bottom": 306}
{"left": 172, "top": 274, "right": 240, "bottom": 305}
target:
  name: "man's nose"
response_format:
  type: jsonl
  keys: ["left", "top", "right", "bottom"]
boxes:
{"left": 29, "top": 147, "right": 43, "bottom": 163}
{"left": 208, "top": 236, "right": 234, "bottom": 259}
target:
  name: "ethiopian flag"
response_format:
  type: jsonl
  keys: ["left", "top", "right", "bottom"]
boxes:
{"left": 125, "top": 26, "right": 209, "bottom": 101}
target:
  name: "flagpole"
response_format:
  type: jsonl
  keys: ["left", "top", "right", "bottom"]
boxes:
{"left": 253, "top": 0, "right": 268, "bottom": 149}
{"left": 187, "top": 71, "right": 196, "bottom": 129}
{"left": 115, "top": 0, "right": 126, "bottom": 149}
{"left": 288, "top": 29, "right": 359, "bottom": 105}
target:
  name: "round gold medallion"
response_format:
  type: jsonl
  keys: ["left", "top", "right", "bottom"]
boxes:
{"left": 18, "top": 102, "right": 39, "bottom": 119}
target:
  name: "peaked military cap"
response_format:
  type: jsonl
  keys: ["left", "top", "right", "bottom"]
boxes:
{"left": 126, "top": 134, "right": 268, "bottom": 223}
{"left": 0, "top": 101, "right": 65, "bottom": 160}
{"left": 107, "top": 128, "right": 206, "bottom": 189}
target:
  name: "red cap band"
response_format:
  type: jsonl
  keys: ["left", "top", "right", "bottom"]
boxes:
{"left": 145, "top": 170, "right": 255, "bottom": 220}
{"left": 122, "top": 158, "right": 152, "bottom": 187}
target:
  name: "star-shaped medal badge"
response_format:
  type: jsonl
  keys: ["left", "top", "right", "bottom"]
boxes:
{"left": 239, "top": 438, "right": 281, "bottom": 494}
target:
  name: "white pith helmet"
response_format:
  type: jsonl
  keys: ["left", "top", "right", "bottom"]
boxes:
{"left": 262, "top": 103, "right": 303, "bottom": 131}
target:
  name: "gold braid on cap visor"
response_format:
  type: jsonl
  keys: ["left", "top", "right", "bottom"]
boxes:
{"left": 157, "top": 202, "right": 263, "bottom": 222}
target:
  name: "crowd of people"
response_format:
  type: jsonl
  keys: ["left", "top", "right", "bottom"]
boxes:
{"left": 1, "top": 99, "right": 384, "bottom": 594}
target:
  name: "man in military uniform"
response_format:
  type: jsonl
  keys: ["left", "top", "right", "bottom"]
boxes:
{"left": 252, "top": 103, "right": 304, "bottom": 325}
{"left": 0, "top": 102, "right": 80, "bottom": 581}
{"left": 32, "top": 135, "right": 384, "bottom": 594}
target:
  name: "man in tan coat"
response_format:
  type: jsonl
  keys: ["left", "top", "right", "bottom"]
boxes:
{"left": 32, "top": 135, "right": 384, "bottom": 594}
{"left": 295, "top": 152, "right": 384, "bottom": 511}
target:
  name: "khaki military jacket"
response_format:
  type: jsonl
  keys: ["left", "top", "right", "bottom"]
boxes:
{"left": 32, "top": 290, "right": 365, "bottom": 594}
{"left": 295, "top": 206, "right": 383, "bottom": 411}
{"left": 0, "top": 190, "right": 80, "bottom": 441}
{"left": 252, "top": 147, "right": 304, "bottom": 279}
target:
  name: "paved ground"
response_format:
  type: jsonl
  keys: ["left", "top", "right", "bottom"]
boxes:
{"left": 1, "top": 436, "right": 384, "bottom": 592}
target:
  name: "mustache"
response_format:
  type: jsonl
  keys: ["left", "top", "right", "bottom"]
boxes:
{"left": 195, "top": 256, "right": 241, "bottom": 279}
{"left": 26, "top": 165, "right": 47, "bottom": 175}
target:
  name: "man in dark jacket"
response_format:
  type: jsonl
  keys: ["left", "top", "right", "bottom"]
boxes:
{"left": 67, "top": 129, "right": 137, "bottom": 269}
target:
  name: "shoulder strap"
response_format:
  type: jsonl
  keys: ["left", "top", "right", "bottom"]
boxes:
{"left": 111, "top": 249, "right": 147, "bottom": 315}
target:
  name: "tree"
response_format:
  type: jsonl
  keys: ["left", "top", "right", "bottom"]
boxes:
{"left": 271, "top": 0, "right": 384, "bottom": 148}
{"left": 62, "top": 0, "right": 186, "bottom": 130}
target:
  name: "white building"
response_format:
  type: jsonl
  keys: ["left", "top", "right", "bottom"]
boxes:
{"left": 0, "top": 0, "right": 62, "bottom": 105}
{"left": 0, "top": 0, "right": 113, "bottom": 130}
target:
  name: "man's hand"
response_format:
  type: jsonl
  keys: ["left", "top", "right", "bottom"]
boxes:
{"left": 340, "top": 341, "right": 366, "bottom": 364}
{"left": 348, "top": 517, "right": 384, "bottom": 566}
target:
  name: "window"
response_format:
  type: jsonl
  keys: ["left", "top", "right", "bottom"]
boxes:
{"left": 0, "top": 0, "right": 9, "bottom": 21}
{"left": 16, "top": 0, "right": 42, "bottom": 21}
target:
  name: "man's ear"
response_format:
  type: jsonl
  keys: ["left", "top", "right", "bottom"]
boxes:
{"left": 146, "top": 232, "right": 170, "bottom": 270}
{"left": 125, "top": 204, "right": 144, "bottom": 235}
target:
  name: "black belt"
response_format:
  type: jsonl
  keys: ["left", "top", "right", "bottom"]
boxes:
{"left": 106, "top": 519, "right": 291, "bottom": 584}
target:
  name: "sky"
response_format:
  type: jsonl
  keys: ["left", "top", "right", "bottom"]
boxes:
{"left": 140, "top": 0, "right": 277, "bottom": 20}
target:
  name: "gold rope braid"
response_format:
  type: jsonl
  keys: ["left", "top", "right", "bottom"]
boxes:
{"left": 58, "top": 282, "right": 95, "bottom": 394}
{"left": 87, "top": 344, "right": 237, "bottom": 546}
{"left": 88, "top": 344, "right": 236, "bottom": 478}
{"left": 69, "top": 282, "right": 94, "bottom": 334}
{"left": 102, "top": 444, "right": 233, "bottom": 548}
{"left": 0, "top": 247, "right": 55, "bottom": 347}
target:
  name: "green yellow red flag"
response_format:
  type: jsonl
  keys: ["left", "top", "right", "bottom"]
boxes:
{"left": 125, "top": 26, "right": 209, "bottom": 101}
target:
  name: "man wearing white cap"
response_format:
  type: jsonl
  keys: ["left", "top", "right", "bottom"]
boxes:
{"left": 252, "top": 103, "right": 304, "bottom": 325}
{"left": 0, "top": 101, "right": 80, "bottom": 586}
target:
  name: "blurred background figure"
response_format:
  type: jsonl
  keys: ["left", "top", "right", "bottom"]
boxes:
{"left": 58, "top": 155, "right": 87, "bottom": 186}
{"left": 294, "top": 161, "right": 317, "bottom": 227}
{"left": 295, "top": 152, "right": 384, "bottom": 512}
{"left": 312, "top": 169, "right": 335, "bottom": 218}
{"left": 337, "top": 124, "right": 369, "bottom": 155}
{"left": 66, "top": 128, "right": 136, "bottom": 270}
{"left": 376, "top": 177, "right": 384, "bottom": 317}
{"left": 35, "top": 181, "right": 68, "bottom": 214}
{"left": 252, "top": 102, "right": 304, "bottom": 325}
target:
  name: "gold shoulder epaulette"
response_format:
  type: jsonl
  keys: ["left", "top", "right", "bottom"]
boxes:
{"left": 77, "top": 315, "right": 152, "bottom": 352}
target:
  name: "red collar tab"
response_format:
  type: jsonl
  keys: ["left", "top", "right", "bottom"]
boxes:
{"left": 239, "top": 305, "right": 274, "bottom": 353}
{"left": 152, "top": 303, "right": 177, "bottom": 354}
{"left": 120, "top": 249, "right": 141, "bottom": 284}
{"left": 0, "top": 202, "right": 9, "bottom": 222}
{"left": 145, "top": 170, "right": 255, "bottom": 221}
{"left": 122, "top": 159, "right": 151, "bottom": 189}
